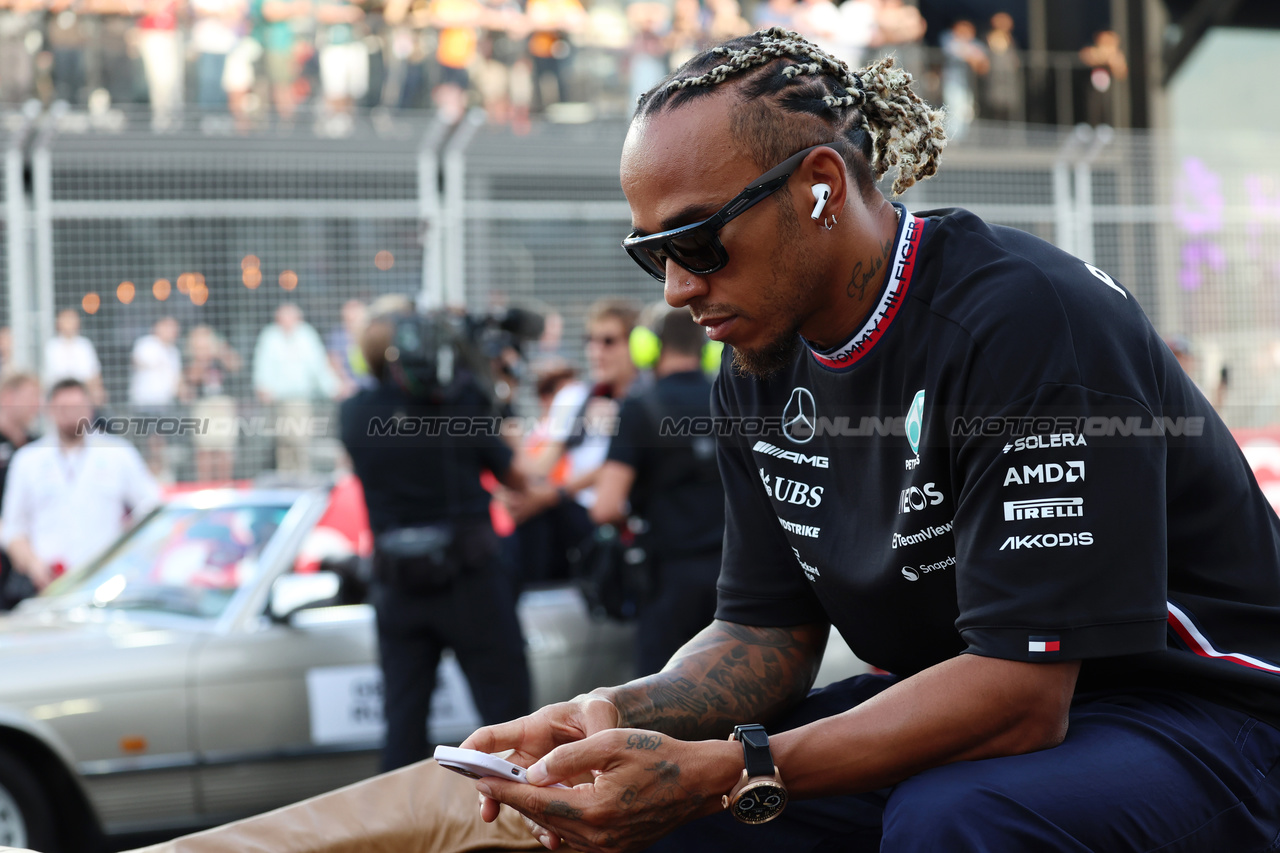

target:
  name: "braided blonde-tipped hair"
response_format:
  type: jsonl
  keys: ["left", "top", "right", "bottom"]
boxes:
{"left": 635, "top": 27, "right": 947, "bottom": 195}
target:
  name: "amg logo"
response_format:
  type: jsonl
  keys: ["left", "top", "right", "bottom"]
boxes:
{"left": 1003, "top": 461, "right": 1085, "bottom": 486}
{"left": 1003, "top": 497, "right": 1084, "bottom": 521}
{"left": 1002, "top": 434, "right": 1087, "bottom": 454}
{"left": 999, "top": 532, "right": 1094, "bottom": 550}
{"left": 892, "top": 521, "right": 954, "bottom": 549}
{"left": 779, "top": 518, "right": 821, "bottom": 538}
{"left": 898, "top": 482, "right": 944, "bottom": 514}
{"left": 753, "top": 441, "right": 830, "bottom": 468}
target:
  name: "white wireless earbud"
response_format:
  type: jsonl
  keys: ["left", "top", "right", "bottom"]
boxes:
{"left": 810, "top": 184, "right": 832, "bottom": 220}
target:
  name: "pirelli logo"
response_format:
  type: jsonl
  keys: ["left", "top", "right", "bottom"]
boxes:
{"left": 1003, "top": 497, "right": 1084, "bottom": 521}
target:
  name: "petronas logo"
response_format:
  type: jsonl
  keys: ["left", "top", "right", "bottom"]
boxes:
{"left": 906, "top": 390, "right": 925, "bottom": 455}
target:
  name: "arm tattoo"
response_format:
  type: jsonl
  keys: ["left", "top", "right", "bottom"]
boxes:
{"left": 846, "top": 232, "right": 895, "bottom": 301}
{"left": 603, "top": 621, "right": 825, "bottom": 740}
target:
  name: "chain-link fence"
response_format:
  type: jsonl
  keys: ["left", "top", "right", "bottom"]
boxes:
{"left": 3, "top": 114, "right": 1280, "bottom": 480}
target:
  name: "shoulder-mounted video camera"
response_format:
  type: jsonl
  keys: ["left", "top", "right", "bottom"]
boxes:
{"left": 385, "top": 307, "right": 544, "bottom": 408}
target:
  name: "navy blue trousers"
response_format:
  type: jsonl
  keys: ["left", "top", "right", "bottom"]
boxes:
{"left": 648, "top": 674, "right": 1280, "bottom": 852}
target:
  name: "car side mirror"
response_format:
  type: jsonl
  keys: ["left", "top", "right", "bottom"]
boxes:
{"left": 269, "top": 571, "right": 342, "bottom": 623}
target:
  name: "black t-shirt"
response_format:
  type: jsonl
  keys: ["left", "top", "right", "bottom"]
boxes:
{"left": 607, "top": 370, "right": 724, "bottom": 559}
{"left": 339, "top": 380, "right": 511, "bottom": 534}
{"left": 714, "top": 204, "right": 1280, "bottom": 726}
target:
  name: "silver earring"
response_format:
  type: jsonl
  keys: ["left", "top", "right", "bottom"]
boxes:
{"left": 824, "top": 214, "right": 837, "bottom": 231}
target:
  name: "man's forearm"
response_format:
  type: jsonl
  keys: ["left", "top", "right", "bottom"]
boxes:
{"left": 593, "top": 620, "right": 828, "bottom": 740}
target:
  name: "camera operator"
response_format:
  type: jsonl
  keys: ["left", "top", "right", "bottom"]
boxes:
{"left": 591, "top": 307, "right": 725, "bottom": 675}
{"left": 339, "top": 311, "right": 532, "bottom": 772}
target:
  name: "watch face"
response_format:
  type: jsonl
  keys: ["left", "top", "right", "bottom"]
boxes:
{"left": 732, "top": 780, "right": 788, "bottom": 825}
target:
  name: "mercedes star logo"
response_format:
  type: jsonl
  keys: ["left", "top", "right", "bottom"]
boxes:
{"left": 782, "top": 387, "right": 817, "bottom": 445}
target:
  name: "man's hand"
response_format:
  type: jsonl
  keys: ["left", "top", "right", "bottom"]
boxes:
{"left": 461, "top": 693, "right": 621, "bottom": 823}
{"left": 475, "top": 729, "right": 741, "bottom": 853}
{"left": 505, "top": 482, "right": 561, "bottom": 525}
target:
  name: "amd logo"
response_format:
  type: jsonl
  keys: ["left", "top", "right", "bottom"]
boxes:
{"left": 1003, "top": 461, "right": 1085, "bottom": 487}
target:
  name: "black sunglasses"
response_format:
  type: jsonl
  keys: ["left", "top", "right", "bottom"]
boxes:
{"left": 621, "top": 143, "right": 834, "bottom": 282}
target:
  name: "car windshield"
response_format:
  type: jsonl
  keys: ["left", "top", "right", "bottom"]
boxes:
{"left": 48, "top": 502, "right": 292, "bottom": 619}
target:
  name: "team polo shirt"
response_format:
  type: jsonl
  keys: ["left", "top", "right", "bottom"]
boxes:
{"left": 714, "top": 204, "right": 1280, "bottom": 726}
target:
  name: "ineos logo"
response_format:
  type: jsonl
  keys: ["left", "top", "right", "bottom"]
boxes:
{"left": 782, "top": 387, "right": 817, "bottom": 445}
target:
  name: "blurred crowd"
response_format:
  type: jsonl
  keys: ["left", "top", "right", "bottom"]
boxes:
{"left": 0, "top": 0, "right": 931, "bottom": 129}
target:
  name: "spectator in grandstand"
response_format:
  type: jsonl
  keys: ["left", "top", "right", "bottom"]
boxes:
{"left": 980, "top": 10, "right": 1022, "bottom": 122}
{"left": 46, "top": 0, "right": 91, "bottom": 104}
{"left": 327, "top": 298, "right": 371, "bottom": 399}
{"left": 941, "top": 18, "right": 988, "bottom": 140}
{"left": 512, "top": 298, "right": 638, "bottom": 583}
{"left": 474, "top": 0, "right": 530, "bottom": 131}
{"left": 703, "top": 0, "right": 751, "bottom": 55}
{"left": 184, "top": 324, "right": 241, "bottom": 482}
{"left": 0, "top": 327, "right": 12, "bottom": 377}
{"left": 1080, "top": 29, "right": 1128, "bottom": 127}
{"left": 627, "top": 1, "right": 670, "bottom": 109}
{"left": 43, "top": 308, "right": 104, "bottom": 405}
{"left": 191, "top": 0, "right": 245, "bottom": 110}
{"left": 752, "top": 0, "right": 796, "bottom": 31}
{"left": 591, "top": 307, "right": 724, "bottom": 676}
{"left": 252, "top": 0, "right": 309, "bottom": 120}
{"left": 0, "top": 373, "right": 40, "bottom": 609}
{"left": 137, "top": 0, "right": 184, "bottom": 128}
{"left": 1, "top": 379, "right": 159, "bottom": 589}
{"left": 317, "top": 0, "right": 369, "bottom": 124}
{"left": 525, "top": 0, "right": 586, "bottom": 112}
{"left": 833, "top": 0, "right": 878, "bottom": 68}
{"left": 0, "top": 0, "right": 40, "bottom": 104}
{"left": 792, "top": 0, "right": 841, "bottom": 60}
{"left": 129, "top": 316, "right": 184, "bottom": 480}
{"left": 252, "top": 303, "right": 340, "bottom": 473}
{"left": 427, "top": 0, "right": 482, "bottom": 123}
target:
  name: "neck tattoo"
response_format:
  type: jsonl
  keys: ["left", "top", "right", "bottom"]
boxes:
{"left": 845, "top": 210, "right": 898, "bottom": 302}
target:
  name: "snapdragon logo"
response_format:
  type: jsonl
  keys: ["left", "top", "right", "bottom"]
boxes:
{"left": 999, "top": 532, "right": 1094, "bottom": 550}
{"left": 901, "top": 555, "right": 955, "bottom": 581}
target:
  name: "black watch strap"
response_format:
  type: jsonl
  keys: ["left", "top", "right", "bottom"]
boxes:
{"left": 733, "top": 724, "right": 775, "bottom": 778}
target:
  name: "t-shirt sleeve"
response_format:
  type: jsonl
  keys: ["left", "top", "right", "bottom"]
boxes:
{"left": 605, "top": 395, "right": 648, "bottom": 471}
{"left": 713, "top": 376, "right": 827, "bottom": 627}
{"left": 952, "top": 382, "right": 1170, "bottom": 662}
{"left": 546, "top": 383, "right": 590, "bottom": 444}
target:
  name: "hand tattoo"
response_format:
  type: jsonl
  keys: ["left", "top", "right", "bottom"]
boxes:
{"left": 625, "top": 733, "right": 663, "bottom": 751}
{"left": 543, "top": 800, "right": 583, "bottom": 821}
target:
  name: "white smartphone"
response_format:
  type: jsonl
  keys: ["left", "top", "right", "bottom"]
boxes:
{"left": 433, "top": 745, "right": 568, "bottom": 787}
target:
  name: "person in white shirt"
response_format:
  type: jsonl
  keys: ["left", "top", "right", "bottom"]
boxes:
{"left": 43, "top": 308, "right": 104, "bottom": 404}
{"left": 130, "top": 316, "right": 184, "bottom": 480}
{"left": 129, "top": 316, "right": 183, "bottom": 409}
{"left": 1, "top": 379, "right": 160, "bottom": 588}
{"left": 252, "top": 303, "right": 340, "bottom": 473}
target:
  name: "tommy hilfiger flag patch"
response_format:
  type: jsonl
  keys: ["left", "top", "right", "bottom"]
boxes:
{"left": 1028, "top": 636, "right": 1061, "bottom": 655}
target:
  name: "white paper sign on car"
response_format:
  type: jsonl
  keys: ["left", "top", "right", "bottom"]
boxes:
{"left": 306, "top": 657, "right": 483, "bottom": 746}
{"left": 307, "top": 664, "right": 386, "bottom": 745}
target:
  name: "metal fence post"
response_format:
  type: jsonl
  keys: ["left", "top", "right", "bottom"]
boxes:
{"left": 1074, "top": 124, "right": 1114, "bottom": 266}
{"left": 1053, "top": 129, "right": 1085, "bottom": 256}
{"left": 4, "top": 106, "right": 36, "bottom": 370}
{"left": 441, "top": 109, "right": 486, "bottom": 309}
{"left": 417, "top": 117, "right": 450, "bottom": 309}
{"left": 31, "top": 107, "right": 60, "bottom": 373}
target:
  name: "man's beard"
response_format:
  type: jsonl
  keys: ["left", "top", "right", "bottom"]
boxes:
{"left": 731, "top": 332, "right": 801, "bottom": 379}
{"left": 729, "top": 199, "right": 820, "bottom": 380}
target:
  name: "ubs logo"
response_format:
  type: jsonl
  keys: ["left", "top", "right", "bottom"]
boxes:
{"left": 782, "top": 387, "right": 817, "bottom": 445}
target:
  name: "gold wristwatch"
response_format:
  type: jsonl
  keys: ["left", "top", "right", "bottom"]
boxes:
{"left": 722, "top": 723, "right": 788, "bottom": 825}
